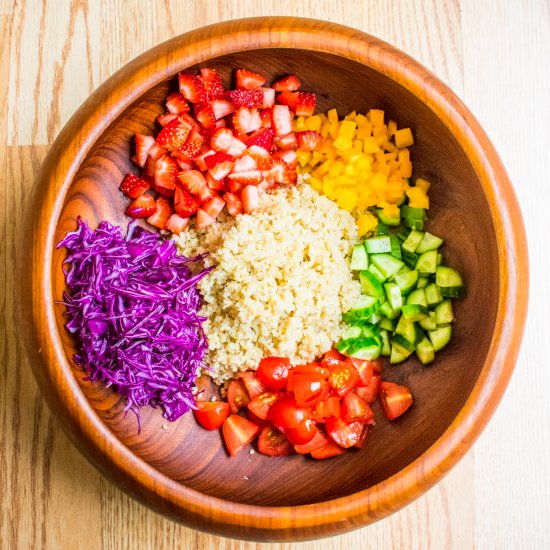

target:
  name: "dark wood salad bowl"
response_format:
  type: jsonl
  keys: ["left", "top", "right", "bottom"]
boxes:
{"left": 21, "top": 17, "right": 528, "bottom": 541}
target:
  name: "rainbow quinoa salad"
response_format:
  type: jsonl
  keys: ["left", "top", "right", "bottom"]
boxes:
{"left": 59, "top": 68, "right": 465, "bottom": 459}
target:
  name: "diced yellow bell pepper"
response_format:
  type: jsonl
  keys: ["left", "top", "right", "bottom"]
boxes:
{"left": 368, "top": 109, "right": 385, "bottom": 126}
{"left": 306, "top": 115, "right": 322, "bottom": 131}
{"left": 399, "top": 161, "right": 412, "bottom": 178}
{"left": 329, "top": 160, "right": 344, "bottom": 178}
{"left": 398, "top": 148, "right": 410, "bottom": 163}
{"left": 406, "top": 187, "right": 430, "bottom": 209}
{"left": 338, "top": 120, "right": 357, "bottom": 140}
{"left": 327, "top": 109, "right": 339, "bottom": 123}
{"left": 308, "top": 176, "right": 323, "bottom": 191}
{"left": 332, "top": 135, "right": 353, "bottom": 150}
{"left": 394, "top": 128, "right": 414, "bottom": 148}
{"left": 415, "top": 178, "right": 431, "bottom": 193}
{"left": 363, "top": 138, "right": 379, "bottom": 154}
{"left": 387, "top": 120, "right": 397, "bottom": 139}
{"left": 357, "top": 213, "right": 378, "bottom": 236}
{"left": 336, "top": 188, "right": 358, "bottom": 211}
{"left": 296, "top": 150, "right": 311, "bottom": 167}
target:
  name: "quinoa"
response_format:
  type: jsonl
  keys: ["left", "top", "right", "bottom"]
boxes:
{"left": 173, "top": 184, "right": 361, "bottom": 384}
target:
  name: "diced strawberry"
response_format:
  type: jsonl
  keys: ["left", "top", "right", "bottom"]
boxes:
{"left": 245, "top": 128, "right": 274, "bottom": 150}
{"left": 259, "top": 88, "right": 276, "bottom": 109}
{"left": 294, "top": 92, "right": 316, "bottom": 116}
{"left": 177, "top": 170, "right": 215, "bottom": 202}
{"left": 273, "top": 149, "right": 298, "bottom": 168}
{"left": 206, "top": 172, "right": 225, "bottom": 191}
{"left": 165, "top": 213, "right": 190, "bottom": 234}
{"left": 232, "top": 155, "right": 257, "bottom": 173}
{"left": 133, "top": 134, "right": 155, "bottom": 167}
{"left": 233, "top": 106, "right": 262, "bottom": 134}
{"left": 210, "top": 128, "right": 235, "bottom": 153}
{"left": 276, "top": 91, "right": 298, "bottom": 110}
{"left": 269, "top": 157, "right": 296, "bottom": 185}
{"left": 194, "top": 149, "right": 216, "bottom": 172}
{"left": 204, "top": 152, "right": 234, "bottom": 169}
{"left": 196, "top": 208, "right": 216, "bottom": 229}
{"left": 153, "top": 154, "right": 178, "bottom": 197}
{"left": 205, "top": 152, "right": 234, "bottom": 180}
{"left": 166, "top": 92, "right": 190, "bottom": 114}
{"left": 141, "top": 155, "right": 156, "bottom": 184}
{"left": 126, "top": 193, "right": 157, "bottom": 219}
{"left": 175, "top": 157, "right": 193, "bottom": 171}
{"left": 226, "top": 137, "right": 247, "bottom": 157}
{"left": 210, "top": 99, "right": 236, "bottom": 120}
{"left": 274, "top": 132, "right": 298, "bottom": 151}
{"left": 157, "top": 113, "right": 179, "bottom": 127}
{"left": 201, "top": 195, "right": 226, "bottom": 218}
{"left": 215, "top": 118, "right": 227, "bottom": 127}
{"left": 120, "top": 173, "right": 150, "bottom": 198}
{"left": 259, "top": 109, "right": 272, "bottom": 128}
{"left": 147, "top": 196, "right": 173, "bottom": 229}
{"left": 227, "top": 89, "right": 264, "bottom": 108}
{"left": 242, "top": 185, "right": 259, "bottom": 213}
{"left": 227, "top": 179, "right": 245, "bottom": 194}
{"left": 235, "top": 69, "right": 266, "bottom": 90}
{"left": 174, "top": 185, "right": 200, "bottom": 217}
{"left": 178, "top": 73, "right": 207, "bottom": 103}
{"left": 228, "top": 170, "right": 262, "bottom": 187}
{"left": 271, "top": 105, "right": 293, "bottom": 137}
{"left": 257, "top": 180, "right": 270, "bottom": 194}
{"left": 200, "top": 68, "right": 225, "bottom": 100}
{"left": 174, "top": 127, "right": 204, "bottom": 161}
{"left": 156, "top": 116, "right": 193, "bottom": 152}
{"left": 245, "top": 145, "right": 273, "bottom": 170}
{"left": 273, "top": 75, "right": 301, "bottom": 92}
{"left": 195, "top": 103, "right": 216, "bottom": 128}
{"left": 224, "top": 192, "right": 244, "bottom": 216}
{"left": 297, "top": 130, "right": 322, "bottom": 151}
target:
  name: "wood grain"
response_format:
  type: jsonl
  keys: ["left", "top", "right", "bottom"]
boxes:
{"left": 1, "top": 1, "right": 548, "bottom": 549}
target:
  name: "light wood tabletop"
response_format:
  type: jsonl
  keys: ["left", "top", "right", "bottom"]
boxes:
{"left": 1, "top": 1, "right": 548, "bottom": 548}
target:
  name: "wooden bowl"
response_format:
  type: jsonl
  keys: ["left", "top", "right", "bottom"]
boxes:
{"left": 21, "top": 17, "right": 528, "bottom": 541}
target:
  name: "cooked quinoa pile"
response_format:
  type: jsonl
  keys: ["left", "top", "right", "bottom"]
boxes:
{"left": 173, "top": 184, "right": 360, "bottom": 384}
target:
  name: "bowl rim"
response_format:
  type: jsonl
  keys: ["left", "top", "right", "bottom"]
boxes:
{"left": 21, "top": 16, "right": 529, "bottom": 541}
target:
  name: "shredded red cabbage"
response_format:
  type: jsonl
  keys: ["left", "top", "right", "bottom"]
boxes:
{"left": 57, "top": 218, "right": 213, "bottom": 426}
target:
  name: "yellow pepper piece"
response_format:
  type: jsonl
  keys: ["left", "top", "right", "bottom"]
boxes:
{"left": 327, "top": 109, "right": 339, "bottom": 123}
{"left": 415, "top": 178, "right": 431, "bottom": 193}
{"left": 306, "top": 115, "right": 322, "bottom": 131}
{"left": 338, "top": 120, "right": 357, "bottom": 140}
{"left": 357, "top": 213, "right": 378, "bottom": 236}
{"left": 332, "top": 135, "right": 353, "bottom": 150}
{"left": 394, "top": 128, "right": 414, "bottom": 148}
{"left": 336, "top": 188, "right": 358, "bottom": 211}
{"left": 368, "top": 109, "right": 385, "bottom": 126}
{"left": 387, "top": 120, "right": 397, "bottom": 139}
{"left": 406, "top": 187, "right": 430, "bottom": 209}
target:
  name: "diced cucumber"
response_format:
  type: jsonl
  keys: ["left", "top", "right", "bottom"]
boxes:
{"left": 390, "top": 343, "right": 413, "bottom": 364}
{"left": 379, "top": 329, "right": 391, "bottom": 356}
{"left": 429, "top": 326, "right": 452, "bottom": 352}
{"left": 395, "top": 316, "right": 423, "bottom": 346}
{"left": 384, "top": 282, "right": 403, "bottom": 311}
{"left": 346, "top": 337, "right": 381, "bottom": 360}
{"left": 379, "top": 317, "right": 398, "bottom": 331}
{"left": 379, "top": 299, "right": 401, "bottom": 320}
{"left": 365, "top": 236, "right": 392, "bottom": 254}
{"left": 416, "top": 337, "right": 435, "bottom": 365}
{"left": 425, "top": 283, "right": 443, "bottom": 306}
{"left": 405, "top": 218, "right": 425, "bottom": 230}
{"left": 361, "top": 323, "right": 380, "bottom": 339}
{"left": 368, "top": 311, "right": 383, "bottom": 325}
{"left": 416, "top": 276, "right": 430, "bottom": 288}
{"left": 416, "top": 249, "right": 438, "bottom": 274}
{"left": 389, "top": 234, "right": 402, "bottom": 259}
{"left": 375, "top": 207, "right": 401, "bottom": 227}
{"left": 371, "top": 254, "right": 405, "bottom": 280}
{"left": 402, "top": 304, "right": 429, "bottom": 321}
{"left": 407, "top": 288, "right": 428, "bottom": 307}
{"left": 359, "top": 271, "right": 385, "bottom": 298}
{"left": 391, "top": 333, "right": 416, "bottom": 353}
{"left": 375, "top": 223, "right": 390, "bottom": 236}
{"left": 402, "top": 230, "right": 424, "bottom": 253}
{"left": 396, "top": 227, "right": 410, "bottom": 243}
{"left": 440, "top": 286, "right": 466, "bottom": 298}
{"left": 402, "top": 249, "right": 419, "bottom": 268}
{"left": 342, "top": 325, "right": 362, "bottom": 340}
{"left": 437, "top": 253, "right": 443, "bottom": 265}
{"left": 350, "top": 295, "right": 380, "bottom": 318}
{"left": 434, "top": 300, "right": 454, "bottom": 326}
{"left": 416, "top": 231, "right": 443, "bottom": 254}
{"left": 335, "top": 339, "right": 351, "bottom": 353}
{"left": 350, "top": 244, "right": 369, "bottom": 271}
{"left": 394, "top": 269, "right": 419, "bottom": 295}
{"left": 367, "top": 262, "right": 388, "bottom": 283}
{"left": 401, "top": 205, "right": 426, "bottom": 221}
{"left": 436, "top": 266, "right": 466, "bottom": 298}
{"left": 419, "top": 311, "right": 437, "bottom": 331}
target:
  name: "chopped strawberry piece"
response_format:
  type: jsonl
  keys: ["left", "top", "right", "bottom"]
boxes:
{"left": 210, "top": 127, "right": 235, "bottom": 153}
{"left": 297, "top": 130, "right": 322, "bottom": 151}
{"left": 232, "top": 155, "right": 257, "bottom": 173}
{"left": 245, "top": 128, "right": 274, "bottom": 150}
{"left": 271, "top": 105, "right": 293, "bottom": 137}
{"left": 200, "top": 68, "right": 225, "bottom": 100}
{"left": 148, "top": 141, "right": 166, "bottom": 161}
{"left": 274, "top": 132, "right": 299, "bottom": 151}
{"left": 242, "top": 185, "right": 259, "bottom": 213}
{"left": 224, "top": 192, "right": 244, "bottom": 216}
{"left": 201, "top": 195, "right": 226, "bottom": 218}
{"left": 257, "top": 180, "right": 269, "bottom": 194}
{"left": 178, "top": 73, "right": 207, "bottom": 103}
{"left": 175, "top": 158, "right": 193, "bottom": 171}
{"left": 205, "top": 172, "right": 225, "bottom": 191}
{"left": 174, "top": 127, "right": 204, "bottom": 161}
{"left": 177, "top": 170, "right": 215, "bottom": 202}
{"left": 141, "top": 155, "right": 156, "bottom": 184}
{"left": 228, "top": 170, "right": 262, "bottom": 187}
{"left": 273, "top": 149, "right": 298, "bottom": 170}
{"left": 235, "top": 69, "right": 266, "bottom": 90}
{"left": 273, "top": 75, "right": 301, "bottom": 92}
{"left": 165, "top": 92, "right": 190, "bottom": 114}
{"left": 195, "top": 103, "right": 216, "bottom": 128}
{"left": 196, "top": 208, "right": 216, "bottom": 229}
{"left": 227, "top": 89, "right": 264, "bottom": 108}
{"left": 146, "top": 196, "right": 173, "bottom": 229}
{"left": 210, "top": 99, "right": 236, "bottom": 120}
{"left": 133, "top": 134, "right": 155, "bottom": 167}
{"left": 259, "top": 109, "right": 273, "bottom": 128}
{"left": 294, "top": 91, "right": 316, "bottom": 116}
{"left": 233, "top": 106, "right": 263, "bottom": 134}
{"left": 259, "top": 88, "right": 276, "bottom": 109}
{"left": 174, "top": 185, "right": 200, "bottom": 217}
{"left": 276, "top": 91, "right": 298, "bottom": 110}
{"left": 165, "top": 213, "right": 190, "bottom": 234}
{"left": 156, "top": 116, "right": 193, "bottom": 152}
{"left": 227, "top": 178, "right": 245, "bottom": 194}
{"left": 205, "top": 152, "right": 234, "bottom": 180}
{"left": 126, "top": 193, "right": 157, "bottom": 219}
{"left": 269, "top": 157, "right": 296, "bottom": 185}
{"left": 120, "top": 173, "right": 150, "bottom": 198}
{"left": 245, "top": 145, "right": 273, "bottom": 170}
{"left": 194, "top": 149, "right": 216, "bottom": 172}
{"left": 156, "top": 113, "right": 179, "bottom": 127}
{"left": 226, "top": 137, "right": 247, "bottom": 157}
{"left": 215, "top": 118, "right": 227, "bottom": 128}
{"left": 153, "top": 154, "right": 178, "bottom": 197}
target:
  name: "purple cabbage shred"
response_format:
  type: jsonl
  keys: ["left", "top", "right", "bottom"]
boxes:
{"left": 57, "top": 218, "right": 213, "bottom": 427}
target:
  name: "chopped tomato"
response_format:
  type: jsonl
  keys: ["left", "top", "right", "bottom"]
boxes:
{"left": 323, "top": 348, "right": 346, "bottom": 366}
{"left": 290, "top": 373, "right": 329, "bottom": 407}
{"left": 268, "top": 397, "right": 310, "bottom": 432}
{"left": 325, "top": 418, "right": 364, "bottom": 448}
{"left": 354, "top": 374, "right": 381, "bottom": 404}
{"left": 346, "top": 357, "right": 374, "bottom": 387}
{"left": 193, "top": 401, "right": 230, "bottom": 430}
{"left": 312, "top": 396, "right": 341, "bottom": 422}
{"left": 379, "top": 381, "right": 413, "bottom": 420}
{"left": 288, "top": 362, "right": 329, "bottom": 382}
{"left": 256, "top": 357, "right": 290, "bottom": 391}
{"left": 247, "top": 391, "right": 282, "bottom": 420}
{"left": 227, "top": 378, "right": 250, "bottom": 413}
{"left": 311, "top": 441, "right": 346, "bottom": 459}
{"left": 341, "top": 391, "right": 375, "bottom": 425}
{"left": 328, "top": 361, "right": 359, "bottom": 397}
{"left": 285, "top": 419, "right": 318, "bottom": 445}
{"left": 222, "top": 414, "right": 260, "bottom": 456}
{"left": 237, "top": 372, "right": 266, "bottom": 399}
{"left": 293, "top": 430, "right": 330, "bottom": 454}
{"left": 354, "top": 424, "right": 371, "bottom": 449}
{"left": 257, "top": 425, "right": 294, "bottom": 457}
{"left": 246, "top": 408, "right": 270, "bottom": 429}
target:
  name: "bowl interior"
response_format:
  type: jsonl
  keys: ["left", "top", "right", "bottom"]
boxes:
{"left": 52, "top": 48, "right": 499, "bottom": 506}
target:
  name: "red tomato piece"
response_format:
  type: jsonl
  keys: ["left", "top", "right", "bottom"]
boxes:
{"left": 247, "top": 391, "right": 283, "bottom": 420}
{"left": 246, "top": 408, "right": 270, "bottom": 429}
{"left": 323, "top": 348, "right": 346, "bottom": 366}
{"left": 237, "top": 372, "right": 267, "bottom": 400}
{"left": 293, "top": 430, "right": 330, "bottom": 454}
{"left": 379, "top": 381, "right": 413, "bottom": 420}
{"left": 193, "top": 401, "right": 230, "bottom": 430}
{"left": 341, "top": 392, "right": 375, "bottom": 425}
{"left": 346, "top": 357, "right": 374, "bottom": 387}
{"left": 289, "top": 363, "right": 330, "bottom": 380}
{"left": 354, "top": 424, "right": 371, "bottom": 449}
{"left": 328, "top": 361, "right": 359, "bottom": 397}
{"left": 291, "top": 374, "right": 329, "bottom": 407}
{"left": 325, "top": 418, "right": 364, "bottom": 448}
{"left": 312, "top": 396, "right": 341, "bottom": 422}
{"left": 256, "top": 357, "right": 290, "bottom": 391}
{"left": 222, "top": 414, "right": 260, "bottom": 456}
{"left": 354, "top": 374, "right": 381, "bottom": 404}
{"left": 268, "top": 397, "right": 310, "bottom": 432}
{"left": 310, "top": 441, "right": 346, "bottom": 460}
{"left": 227, "top": 378, "right": 250, "bottom": 413}
{"left": 285, "top": 419, "right": 318, "bottom": 445}
{"left": 257, "top": 425, "right": 294, "bottom": 457}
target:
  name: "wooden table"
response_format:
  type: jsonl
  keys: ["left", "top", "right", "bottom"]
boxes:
{"left": 1, "top": 1, "right": 548, "bottom": 548}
